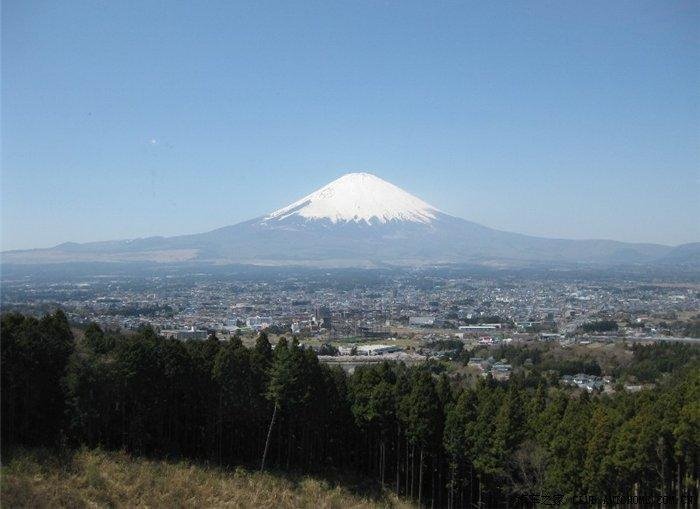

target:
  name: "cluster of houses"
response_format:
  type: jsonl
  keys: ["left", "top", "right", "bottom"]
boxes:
{"left": 474, "top": 335, "right": 513, "bottom": 345}
{"left": 467, "top": 356, "right": 513, "bottom": 381}
{"left": 159, "top": 327, "right": 209, "bottom": 340}
{"left": 560, "top": 373, "right": 607, "bottom": 392}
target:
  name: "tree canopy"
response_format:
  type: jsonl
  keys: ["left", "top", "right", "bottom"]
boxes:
{"left": 2, "top": 311, "right": 698, "bottom": 507}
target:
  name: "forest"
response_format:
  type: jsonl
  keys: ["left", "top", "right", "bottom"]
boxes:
{"left": 1, "top": 310, "right": 698, "bottom": 507}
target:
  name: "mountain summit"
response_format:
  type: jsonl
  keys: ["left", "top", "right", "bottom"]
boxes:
{"left": 264, "top": 172, "right": 438, "bottom": 225}
{"left": 2, "top": 172, "right": 696, "bottom": 268}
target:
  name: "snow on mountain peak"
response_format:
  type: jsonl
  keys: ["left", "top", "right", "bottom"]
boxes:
{"left": 264, "top": 172, "right": 439, "bottom": 224}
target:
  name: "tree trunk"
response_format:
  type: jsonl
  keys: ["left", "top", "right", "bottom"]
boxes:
{"left": 431, "top": 453, "right": 435, "bottom": 509}
{"left": 419, "top": 447, "right": 424, "bottom": 507}
{"left": 379, "top": 440, "right": 385, "bottom": 487}
{"left": 478, "top": 473, "right": 482, "bottom": 509}
{"left": 286, "top": 424, "right": 292, "bottom": 470}
{"left": 677, "top": 461, "right": 681, "bottom": 509}
{"left": 396, "top": 425, "right": 401, "bottom": 494}
{"left": 218, "top": 389, "right": 223, "bottom": 465}
{"left": 260, "top": 402, "right": 277, "bottom": 472}
{"left": 411, "top": 444, "right": 416, "bottom": 500}
{"left": 450, "top": 463, "right": 456, "bottom": 509}
{"left": 406, "top": 436, "right": 410, "bottom": 495}
{"left": 469, "top": 463, "right": 473, "bottom": 509}
{"left": 438, "top": 454, "right": 442, "bottom": 509}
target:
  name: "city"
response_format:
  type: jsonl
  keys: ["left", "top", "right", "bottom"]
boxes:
{"left": 3, "top": 265, "right": 698, "bottom": 384}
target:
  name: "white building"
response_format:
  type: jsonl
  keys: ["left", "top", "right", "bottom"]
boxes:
{"left": 160, "top": 327, "right": 208, "bottom": 341}
{"left": 459, "top": 324, "right": 501, "bottom": 333}
{"left": 409, "top": 316, "right": 435, "bottom": 326}
{"left": 356, "top": 344, "right": 402, "bottom": 356}
{"left": 246, "top": 316, "right": 272, "bottom": 331}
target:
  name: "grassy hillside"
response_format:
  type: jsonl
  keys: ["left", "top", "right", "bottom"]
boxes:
{"left": 1, "top": 448, "right": 411, "bottom": 508}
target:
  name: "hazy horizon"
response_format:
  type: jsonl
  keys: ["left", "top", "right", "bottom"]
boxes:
{"left": 2, "top": 1, "right": 699, "bottom": 250}
{"left": 2, "top": 170, "right": 698, "bottom": 252}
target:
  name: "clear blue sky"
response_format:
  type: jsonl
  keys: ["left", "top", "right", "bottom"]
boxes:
{"left": 2, "top": 1, "right": 698, "bottom": 250}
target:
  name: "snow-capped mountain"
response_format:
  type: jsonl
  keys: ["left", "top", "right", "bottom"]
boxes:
{"left": 2, "top": 172, "right": 695, "bottom": 268}
{"left": 263, "top": 172, "right": 438, "bottom": 225}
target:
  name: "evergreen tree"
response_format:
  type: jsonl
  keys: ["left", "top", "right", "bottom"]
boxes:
{"left": 261, "top": 337, "right": 302, "bottom": 471}
{"left": 2, "top": 311, "right": 699, "bottom": 507}
{"left": 404, "top": 369, "right": 439, "bottom": 505}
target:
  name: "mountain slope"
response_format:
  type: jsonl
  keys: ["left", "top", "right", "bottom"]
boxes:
{"left": 264, "top": 172, "right": 438, "bottom": 224}
{"left": 1, "top": 172, "right": 688, "bottom": 267}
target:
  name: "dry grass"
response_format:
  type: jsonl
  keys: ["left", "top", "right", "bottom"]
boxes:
{"left": 1, "top": 448, "right": 412, "bottom": 509}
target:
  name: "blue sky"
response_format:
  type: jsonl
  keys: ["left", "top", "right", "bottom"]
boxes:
{"left": 2, "top": 0, "right": 698, "bottom": 250}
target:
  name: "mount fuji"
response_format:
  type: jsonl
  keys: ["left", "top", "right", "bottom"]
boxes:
{"left": 3, "top": 172, "right": 696, "bottom": 268}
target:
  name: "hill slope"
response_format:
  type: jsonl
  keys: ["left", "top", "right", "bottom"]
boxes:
{"left": 1, "top": 448, "right": 409, "bottom": 509}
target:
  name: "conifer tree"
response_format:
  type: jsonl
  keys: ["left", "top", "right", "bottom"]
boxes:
{"left": 261, "top": 337, "right": 301, "bottom": 471}
{"left": 404, "top": 369, "right": 439, "bottom": 505}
